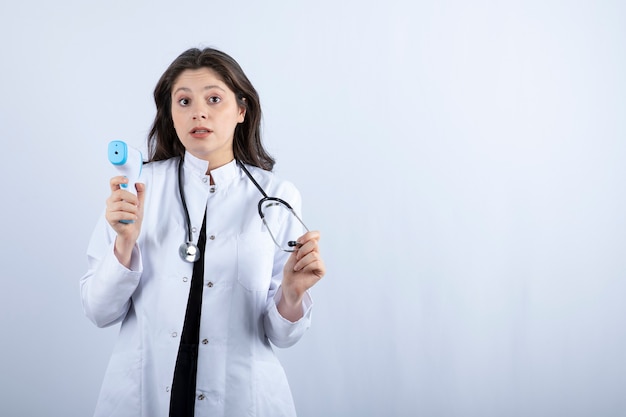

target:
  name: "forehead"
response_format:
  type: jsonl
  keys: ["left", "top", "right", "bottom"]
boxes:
{"left": 172, "top": 68, "right": 230, "bottom": 91}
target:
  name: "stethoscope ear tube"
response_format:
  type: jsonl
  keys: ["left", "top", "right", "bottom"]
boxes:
{"left": 257, "top": 196, "right": 294, "bottom": 219}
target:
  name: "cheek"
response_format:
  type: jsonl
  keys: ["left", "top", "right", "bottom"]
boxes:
{"left": 171, "top": 112, "right": 184, "bottom": 134}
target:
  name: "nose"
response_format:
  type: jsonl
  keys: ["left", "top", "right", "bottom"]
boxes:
{"left": 192, "top": 111, "right": 207, "bottom": 120}
{"left": 192, "top": 103, "right": 208, "bottom": 120}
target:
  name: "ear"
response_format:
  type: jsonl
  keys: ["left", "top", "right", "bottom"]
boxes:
{"left": 237, "top": 97, "right": 247, "bottom": 123}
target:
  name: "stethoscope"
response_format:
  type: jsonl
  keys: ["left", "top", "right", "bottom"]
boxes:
{"left": 177, "top": 156, "right": 202, "bottom": 262}
{"left": 177, "top": 157, "right": 304, "bottom": 263}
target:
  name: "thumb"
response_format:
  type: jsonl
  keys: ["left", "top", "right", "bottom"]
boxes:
{"left": 135, "top": 183, "right": 146, "bottom": 210}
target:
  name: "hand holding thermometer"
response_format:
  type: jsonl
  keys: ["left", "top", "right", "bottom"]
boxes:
{"left": 108, "top": 140, "right": 143, "bottom": 223}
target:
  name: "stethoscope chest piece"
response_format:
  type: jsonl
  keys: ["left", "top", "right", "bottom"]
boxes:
{"left": 179, "top": 242, "right": 201, "bottom": 263}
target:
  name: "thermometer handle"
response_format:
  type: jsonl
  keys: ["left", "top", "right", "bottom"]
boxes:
{"left": 108, "top": 140, "right": 143, "bottom": 223}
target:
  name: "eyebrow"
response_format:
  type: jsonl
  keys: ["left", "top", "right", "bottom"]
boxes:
{"left": 173, "top": 85, "right": 227, "bottom": 94}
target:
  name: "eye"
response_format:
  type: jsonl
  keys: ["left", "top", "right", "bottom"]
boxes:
{"left": 208, "top": 96, "right": 221, "bottom": 104}
{"left": 177, "top": 98, "right": 190, "bottom": 106}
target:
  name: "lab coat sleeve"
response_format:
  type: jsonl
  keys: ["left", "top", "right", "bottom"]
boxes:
{"left": 262, "top": 184, "right": 314, "bottom": 348}
{"left": 264, "top": 287, "right": 313, "bottom": 348}
{"left": 80, "top": 213, "right": 143, "bottom": 328}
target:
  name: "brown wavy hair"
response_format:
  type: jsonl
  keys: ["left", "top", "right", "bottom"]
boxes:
{"left": 147, "top": 47, "right": 275, "bottom": 170}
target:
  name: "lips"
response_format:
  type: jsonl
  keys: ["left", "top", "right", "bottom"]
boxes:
{"left": 190, "top": 127, "right": 213, "bottom": 138}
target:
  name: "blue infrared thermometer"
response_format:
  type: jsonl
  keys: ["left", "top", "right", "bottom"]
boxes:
{"left": 108, "top": 140, "right": 143, "bottom": 223}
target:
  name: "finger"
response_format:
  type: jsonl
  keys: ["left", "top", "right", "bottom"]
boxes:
{"left": 294, "top": 259, "right": 325, "bottom": 280}
{"left": 135, "top": 182, "right": 146, "bottom": 197}
{"left": 106, "top": 209, "right": 139, "bottom": 224}
{"left": 106, "top": 192, "right": 139, "bottom": 216}
{"left": 109, "top": 176, "right": 129, "bottom": 192}
{"left": 106, "top": 203, "right": 139, "bottom": 223}
{"left": 108, "top": 188, "right": 139, "bottom": 206}
{"left": 107, "top": 199, "right": 139, "bottom": 215}
{"left": 293, "top": 251, "right": 325, "bottom": 275}
{"left": 135, "top": 183, "right": 146, "bottom": 209}
{"left": 295, "top": 238, "right": 320, "bottom": 261}
{"left": 297, "top": 230, "right": 321, "bottom": 245}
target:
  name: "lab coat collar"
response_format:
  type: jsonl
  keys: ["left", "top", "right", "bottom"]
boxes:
{"left": 210, "top": 159, "right": 239, "bottom": 186}
{"left": 183, "top": 151, "right": 209, "bottom": 177}
{"left": 183, "top": 151, "right": 239, "bottom": 186}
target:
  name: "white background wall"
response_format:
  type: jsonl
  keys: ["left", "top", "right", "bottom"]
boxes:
{"left": 1, "top": 1, "right": 625, "bottom": 416}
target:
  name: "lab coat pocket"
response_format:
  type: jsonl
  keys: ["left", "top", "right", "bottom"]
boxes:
{"left": 94, "top": 351, "right": 141, "bottom": 417}
{"left": 237, "top": 231, "right": 275, "bottom": 291}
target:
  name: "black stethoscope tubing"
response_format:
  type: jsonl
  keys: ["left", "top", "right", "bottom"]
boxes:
{"left": 178, "top": 157, "right": 202, "bottom": 262}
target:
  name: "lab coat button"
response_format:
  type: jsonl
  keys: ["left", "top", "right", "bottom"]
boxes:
{"left": 192, "top": 227, "right": 197, "bottom": 233}
{"left": 202, "top": 177, "right": 208, "bottom": 183}
{"left": 202, "top": 339, "right": 209, "bottom": 345}
{"left": 209, "top": 235, "right": 215, "bottom": 240}
{"left": 171, "top": 332, "right": 177, "bottom": 338}
{"left": 182, "top": 277, "right": 188, "bottom": 282}
{"left": 198, "top": 394, "right": 205, "bottom": 400}
{"left": 166, "top": 386, "right": 170, "bottom": 392}
{"left": 207, "top": 282, "right": 214, "bottom": 288}
{"left": 210, "top": 186, "right": 216, "bottom": 193}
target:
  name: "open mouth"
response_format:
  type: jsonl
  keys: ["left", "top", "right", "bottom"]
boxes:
{"left": 191, "top": 128, "right": 212, "bottom": 134}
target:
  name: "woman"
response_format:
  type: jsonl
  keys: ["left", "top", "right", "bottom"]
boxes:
{"left": 80, "top": 47, "right": 325, "bottom": 417}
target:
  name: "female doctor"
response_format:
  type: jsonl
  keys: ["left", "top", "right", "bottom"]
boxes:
{"left": 80, "top": 47, "right": 325, "bottom": 417}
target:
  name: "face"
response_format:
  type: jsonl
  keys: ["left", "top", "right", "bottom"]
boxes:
{"left": 171, "top": 68, "right": 246, "bottom": 169}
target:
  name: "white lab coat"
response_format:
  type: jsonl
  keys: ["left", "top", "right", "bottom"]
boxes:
{"left": 80, "top": 153, "right": 312, "bottom": 417}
